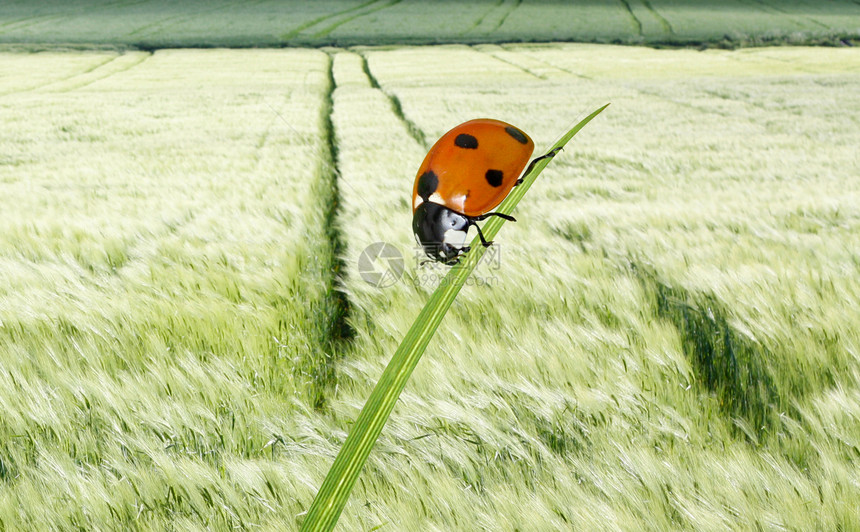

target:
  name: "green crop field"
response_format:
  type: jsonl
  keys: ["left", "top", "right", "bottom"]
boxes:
{"left": 1, "top": 0, "right": 860, "bottom": 48}
{"left": 2, "top": 40, "right": 859, "bottom": 530}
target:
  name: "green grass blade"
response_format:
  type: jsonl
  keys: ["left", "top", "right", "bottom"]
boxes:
{"left": 300, "top": 103, "right": 610, "bottom": 532}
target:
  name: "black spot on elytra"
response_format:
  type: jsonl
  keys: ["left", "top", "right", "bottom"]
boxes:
{"left": 417, "top": 170, "right": 438, "bottom": 199}
{"left": 454, "top": 133, "right": 479, "bottom": 149}
{"left": 485, "top": 169, "right": 504, "bottom": 187}
{"left": 505, "top": 126, "right": 528, "bottom": 145}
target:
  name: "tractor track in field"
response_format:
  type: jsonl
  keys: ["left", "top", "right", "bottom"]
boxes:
{"left": 357, "top": 51, "right": 428, "bottom": 149}
{"left": 43, "top": 51, "right": 151, "bottom": 92}
{"left": 497, "top": 45, "right": 595, "bottom": 79}
{"left": 629, "top": 262, "right": 782, "bottom": 442}
{"left": 504, "top": 47, "right": 745, "bottom": 121}
{"left": 696, "top": 81, "right": 849, "bottom": 129}
{"left": 474, "top": 44, "right": 747, "bottom": 127}
{"left": 693, "top": 85, "right": 811, "bottom": 122}
{"left": 495, "top": 0, "right": 522, "bottom": 32}
{"left": 282, "top": 0, "right": 402, "bottom": 41}
{"left": 465, "top": 0, "right": 521, "bottom": 36}
{"left": 0, "top": 51, "right": 150, "bottom": 96}
{"left": 294, "top": 51, "right": 354, "bottom": 411}
{"left": 281, "top": 0, "right": 380, "bottom": 40}
{"left": 619, "top": 0, "right": 676, "bottom": 38}
{"left": 476, "top": 45, "right": 545, "bottom": 79}
{"left": 296, "top": 48, "right": 433, "bottom": 409}
{"left": 641, "top": 0, "right": 675, "bottom": 35}
{"left": 631, "top": 86, "right": 733, "bottom": 118}
{"left": 0, "top": 0, "right": 147, "bottom": 35}
{"left": 618, "top": 0, "right": 644, "bottom": 37}
{"left": 744, "top": 0, "right": 831, "bottom": 30}
{"left": 477, "top": 44, "right": 586, "bottom": 80}
{"left": 125, "top": 0, "right": 262, "bottom": 42}
{"left": 0, "top": 53, "right": 118, "bottom": 96}
{"left": 313, "top": 0, "right": 402, "bottom": 38}
{"left": 725, "top": 48, "right": 837, "bottom": 76}
{"left": 465, "top": 0, "right": 505, "bottom": 35}
{"left": 489, "top": 44, "right": 811, "bottom": 137}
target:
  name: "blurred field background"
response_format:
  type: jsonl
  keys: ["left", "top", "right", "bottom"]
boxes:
{"left": 2, "top": 1, "right": 860, "bottom": 530}
{"left": 0, "top": 0, "right": 859, "bottom": 48}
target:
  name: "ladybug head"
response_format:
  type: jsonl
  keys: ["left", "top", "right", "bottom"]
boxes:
{"left": 412, "top": 202, "right": 470, "bottom": 264}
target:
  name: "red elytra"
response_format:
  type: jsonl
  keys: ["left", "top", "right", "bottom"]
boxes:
{"left": 411, "top": 118, "right": 535, "bottom": 217}
{"left": 411, "top": 118, "right": 556, "bottom": 264}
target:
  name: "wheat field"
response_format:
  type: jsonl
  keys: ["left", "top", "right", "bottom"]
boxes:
{"left": 1, "top": 44, "right": 859, "bottom": 529}
{"left": 1, "top": 0, "right": 859, "bottom": 47}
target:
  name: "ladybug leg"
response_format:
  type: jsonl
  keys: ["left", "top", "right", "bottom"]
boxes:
{"left": 468, "top": 212, "right": 518, "bottom": 249}
{"left": 442, "top": 246, "right": 469, "bottom": 265}
{"left": 517, "top": 146, "right": 563, "bottom": 185}
{"left": 468, "top": 212, "right": 516, "bottom": 248}
{"left": 471, "top": 221, "right": 493, "bottom": 248}
{"left": 473, "top": 212, "right": 516, "bottom": 223}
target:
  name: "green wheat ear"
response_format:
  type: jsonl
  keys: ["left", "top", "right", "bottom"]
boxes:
{"left": 300, "top": 103, "right": 610, "bottom": 532}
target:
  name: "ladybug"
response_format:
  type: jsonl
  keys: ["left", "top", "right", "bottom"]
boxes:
{"left": 412, "top": 118, "right": 559, "bottom": 264}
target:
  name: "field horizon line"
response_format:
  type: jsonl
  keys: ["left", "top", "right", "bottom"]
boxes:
{"left": 1, "top": 33, "right": 858, "bottom": 55}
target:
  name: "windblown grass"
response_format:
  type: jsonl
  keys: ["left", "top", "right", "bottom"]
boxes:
{"left": 326, "top": 44, "right": 860, "bottom": 529}
{"left": 0, "top": 0, "right": 859, "bottom": 48}
{"left": 0, "top": 48, "right": 343, "bottom": 529}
